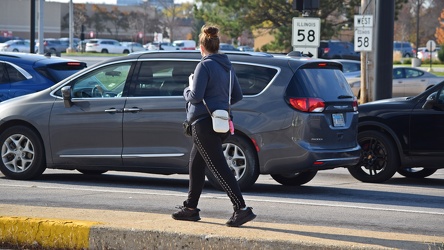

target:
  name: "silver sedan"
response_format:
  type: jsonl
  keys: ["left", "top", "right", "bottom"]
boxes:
{"left": 347, "top": 66, "right": 444, "bottom": 98}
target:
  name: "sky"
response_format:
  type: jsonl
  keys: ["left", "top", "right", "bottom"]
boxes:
{"left": 46, "top": 0, "right": 193, "bottom": 4}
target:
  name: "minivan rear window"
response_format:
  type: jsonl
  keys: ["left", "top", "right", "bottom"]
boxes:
{"left": 287, "top": 68, "right": 353, "bottom": 100}
{"left": 35, "top": 62, "right": 87, "bottom": 82}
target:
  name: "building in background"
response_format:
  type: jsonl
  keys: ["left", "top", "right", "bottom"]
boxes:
{"left": 117, "top": 0, "right": 174, "bottom": 8}
{"left": 0, "top": 0, "right": 191, "bottom": 43}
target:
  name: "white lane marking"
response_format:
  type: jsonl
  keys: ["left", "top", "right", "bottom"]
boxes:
{"left": 1, "top": 183, "right": 444, "bottom": 216}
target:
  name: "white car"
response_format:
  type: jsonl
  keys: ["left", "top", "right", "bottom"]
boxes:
{"left": 145, "top": 42, "right": 178, "bottom": 51}
{"left": 0, "top": 40, "right": 30, "bottom": 53}
{"left": 347, "top": 66, "right": 444, "bottom": 98}
{"left": 85, "top": 39, "right": 130, "bottom": 54}
{"left": 417, "top": 46, "right": 440, "bottom": 61}
{"left": 121, "top": 42, "right": 146, "bottom": 53}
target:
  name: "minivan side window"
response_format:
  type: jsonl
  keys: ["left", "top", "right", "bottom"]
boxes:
{"left": 232, "top": 64, "right": 277, "bottom": 95}
{"left": 65, "top": 62, "right": 131, "bottom": 98}
{"left": 131, "top": 61, "right": 198, "bottom": 97}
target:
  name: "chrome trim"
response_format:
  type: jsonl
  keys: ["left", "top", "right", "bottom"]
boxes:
{"left": 316, "top": 157, "right": 360, "bottom": 162}
{"left": 2, "top": 61, "right": 32, "bottom": 79}
{"left": 122, "top": 153, "right": 184, "bottom": 158}
{"left": 60, "top": 153, "right": 184, "bottom": 158}
{"left": 60, "top": 155, "right": 121, "bottom": 158}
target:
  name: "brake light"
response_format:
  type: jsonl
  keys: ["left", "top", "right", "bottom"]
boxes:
{"left": 353, "top": 99, "right": 358, "bottom": 112}
{"left": 289, "top": 97, "right": 325, "bottom": 112}
{"left": 67, "top": 62, "right": 81, "bottom": 66}
{"left": 318, "top": 63, "right": 327, "bottom": 67}
{"left": 323, "top": 48, "right": 330, "bottom": 53}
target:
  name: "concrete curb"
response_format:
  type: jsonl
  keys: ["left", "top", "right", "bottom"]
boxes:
{"left": 0, "top": 216, "right": 384, "bottom": 250}
{"left": 1, "top": 205, "right": 443, "bottom": 249}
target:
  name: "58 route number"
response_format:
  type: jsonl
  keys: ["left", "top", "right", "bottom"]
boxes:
{"left": 292, "top": 18, "right": 320, "bottom": 47}
{"left": 295, "top": 29, "right": 316, "bottom": 43}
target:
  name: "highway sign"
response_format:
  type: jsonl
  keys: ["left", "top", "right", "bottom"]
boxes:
{"left": 291, "top": 47, "right": 318, "bottom": 58}
{"left": 426, "top": 40, "right": 436, "bottom": 52}
{"left": 292, "top": 17, "right": 321, "bottom": 47}
{"left": 354, "top": 15, "right": 373, "bottom": 52}
{"left": 354, "top": 15, "right": 373, "bottom": 27}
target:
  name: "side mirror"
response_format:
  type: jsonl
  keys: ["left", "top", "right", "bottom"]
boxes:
{"left": 422, "top": 92, "right": 437, "bottom": 110}
{"left": 61, "top": 86, "right": 73, "bottom": 108}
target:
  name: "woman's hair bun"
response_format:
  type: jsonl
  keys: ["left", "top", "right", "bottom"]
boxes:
{"left": 203, "top": 26, "right": 219, "bottom": 38}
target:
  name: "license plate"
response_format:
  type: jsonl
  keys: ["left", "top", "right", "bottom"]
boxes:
{"left": 332, "top": 113, "right": 345, "bottom": 127}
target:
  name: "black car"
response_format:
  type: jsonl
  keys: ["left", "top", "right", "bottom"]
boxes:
{"left": 0, "top": 51, "right": 360, "bottom": 190}
{"left": 348, "top": 81, "right": 444, "bottom": 182}
{"left": 318, "top": 40, "right": 360, "bottom": 60}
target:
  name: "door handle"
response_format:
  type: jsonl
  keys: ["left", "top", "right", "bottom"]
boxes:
{"left": 105, "top": 108, "right": 122, "bottom": 113}
{"left": 124, "top": 107, "right": 142, "bottom": 113}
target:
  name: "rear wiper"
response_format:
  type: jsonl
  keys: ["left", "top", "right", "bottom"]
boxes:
{"left": 337, "top": 95, "right": 354, "bottom": 99}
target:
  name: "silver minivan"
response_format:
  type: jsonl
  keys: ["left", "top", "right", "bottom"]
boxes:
{"left": 0, "top": 51, "right": 360, "bottom": 190}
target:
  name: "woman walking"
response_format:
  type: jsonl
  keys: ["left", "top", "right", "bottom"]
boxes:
{"left": 172, "top": 25, "right": 256, "bottom": 227}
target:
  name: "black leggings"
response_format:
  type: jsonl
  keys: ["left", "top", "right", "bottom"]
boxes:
{"left": 183, "top": 116, "right": 246, "bottom": 211}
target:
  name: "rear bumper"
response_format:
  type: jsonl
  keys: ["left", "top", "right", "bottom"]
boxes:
{"left": 261, "top": 145, "right": 361, "bottom": 174}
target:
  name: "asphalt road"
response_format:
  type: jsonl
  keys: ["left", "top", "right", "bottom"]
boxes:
{"left": 1, "top": 168, "right": 443, "bottom": 243}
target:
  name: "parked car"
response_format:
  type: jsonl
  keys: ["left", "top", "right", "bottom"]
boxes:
{"left": 333, "top": 59, "right": 361, "bottom": 78}
{"left": 0, "top": 51, "right": 360, "bottom": 190}
{"left": 417, "top": 46, "right": 440, "bottom": 61}
{"left": 0, "top": 40, "right": 31, "bottom": 53}
{"left": 348, "top": 66, "right": 444, "bottom": 98}
{"left": 0, "top": 52, "right": 87, "bottom": 102}
{"left": 145, "top": 42, "right": 178, "bottom": 51}
{"left": 121, "top": 42, "right": 146, "bottom": 53}
{"left": 238, "top": 46, "right": 254, "bottom": 52}
{"left": 85, "top": 39, "right": 130, "bottom": 54}
{"left": 348, "top": 80, "right": 444, "bottom": 183}
{"left": 393, "top": 41, "right": 414, "bottom": 58}
{"left": 172, "top": 40, "right": 196, "bottom": 50}
{"left": 35, "top": 39, "right": 69, "bottom": 56}
{"left": 219, "top": 43, "right": 239, "bottom": 51}
{"left": 59, "top": 38, "right": 80, "bottom": 52}
{"left": 76, "top": 39, "right": 90, "bottom": 52}
{"left": 318, "top": 40, "right": 360, "bottom": 60}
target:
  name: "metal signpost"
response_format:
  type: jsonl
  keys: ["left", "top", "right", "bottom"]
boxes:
{"left": 426, "top": 40, "right": 436, "bottom": 72}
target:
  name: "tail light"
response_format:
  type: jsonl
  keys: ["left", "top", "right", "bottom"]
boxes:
{"left": 288, "top": 97, "right": 325, "bottom": 112}
{"left": 323, "top": 48, "right": 330, "bottom": 54}
{"left": 43, "top": 41, "right": 48, "bottom": 46}
{"left": 352, "top": 99, "right": 358, "bottom": 112}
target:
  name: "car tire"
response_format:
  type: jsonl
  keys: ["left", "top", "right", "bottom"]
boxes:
{"left": 101, "top": 49, "right": 108, "bottom": 53}
{"left": 123, "top": 49, "right": 130, "bottom": 54}
{"left": 270, "top": 170, "right": 318, "bottom": 186}
{"left": 0, "top": 126, "right": 46, "bottom": 180}
{"left": 205, "top": 135, "right": 259, "bottom": 191}
{"left": 397, "top": 168, "right": 437, "bottom": 179}
{"left": 77, "top": 169, "right": 108, "bottom": 175}
{"left": 348, "top": 130, "right": 399, "bottom": 183}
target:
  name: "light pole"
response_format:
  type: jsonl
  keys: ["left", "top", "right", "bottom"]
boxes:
{"left": 67, "top": 0, "right": 74, "bottom": 53}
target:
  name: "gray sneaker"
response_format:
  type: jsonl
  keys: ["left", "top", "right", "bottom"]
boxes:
{"left": 226, "top": 207, "right": 256, "bottom": 227}
{"left": 172, "top": 206, "right": 201, "bottom": 221}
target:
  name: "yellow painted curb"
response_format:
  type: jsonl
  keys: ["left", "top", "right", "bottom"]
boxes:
{"left": 0, "top": 216, "right": 101, "bottom": 249}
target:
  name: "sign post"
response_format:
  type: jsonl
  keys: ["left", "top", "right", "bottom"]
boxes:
{"left": 426, "top": 40, "right": 436, "bottom": 72}
{"left": 292, "top": 17, "right": 320, "bottom": 58}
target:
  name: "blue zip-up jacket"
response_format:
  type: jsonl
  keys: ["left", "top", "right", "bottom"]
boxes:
{"left": 183, "top": 53, "right": 243, "bottom": 122}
